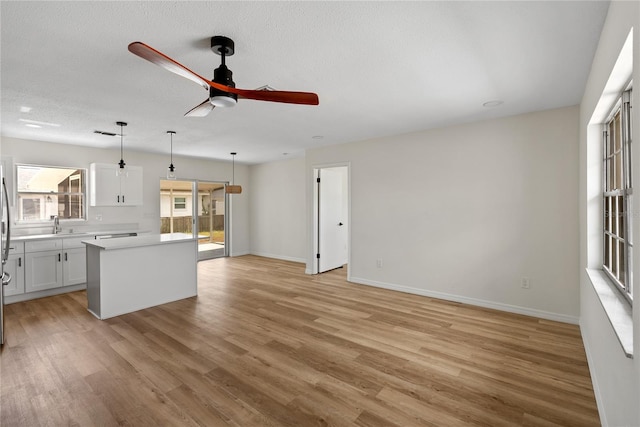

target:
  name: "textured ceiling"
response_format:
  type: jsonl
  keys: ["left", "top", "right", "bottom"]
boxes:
{"left": 1, "top": 1, "right": 609, "bottom": 165}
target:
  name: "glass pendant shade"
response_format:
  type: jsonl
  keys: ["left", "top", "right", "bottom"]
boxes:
{"left": 167, "top": 164, "right": 176, "bottom": 180}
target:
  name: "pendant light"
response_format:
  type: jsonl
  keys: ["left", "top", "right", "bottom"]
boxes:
{"left": 226, "top": 152, "right": 242, "bottom": 194}
{"left": 117, "top": 121, "right": 127, "bottom": 175}
{"left": 167, "top": 130, "right": 176, "bottom": 180}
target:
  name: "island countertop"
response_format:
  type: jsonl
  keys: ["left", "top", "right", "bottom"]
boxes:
{"left": 82, "top": 233, "right": 195, "bottom": 250}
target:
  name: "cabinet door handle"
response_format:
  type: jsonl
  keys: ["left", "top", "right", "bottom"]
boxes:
{"left": 65, "top": 252, "right": 68, "bottom": 261}
{"left": 117, "top": 195, "right": 120, "bottom": 203}
{"left": 58, "top": 253, "right": 61, "bottom": 262}
{"left": 18, "top": 257, "right": 21, "bottom": 267}
{"left": 122, "top": 195, "right": 125, "bottom": 203}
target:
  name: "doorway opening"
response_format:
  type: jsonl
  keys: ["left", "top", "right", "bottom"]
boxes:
{"left": 313, "top": 165, "right": 349, "bottom": 274}
{"left": 196, "top": 181, "right": 227, "bottom": 260}
{"left": 159, "top": 179, "right": 228, "bottom": 260}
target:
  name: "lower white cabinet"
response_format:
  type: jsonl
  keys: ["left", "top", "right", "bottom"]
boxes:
{"left": 25, "top": 250, "right": 63, "bottom": 292}
{"left": 3, "top": 253, "right": 25, "bottom": 297}
{"left": 63, "top": 247, "right": 86, "bottom": 287}
{"left": 22, "top": 237, "right": 88, "bottom": 294}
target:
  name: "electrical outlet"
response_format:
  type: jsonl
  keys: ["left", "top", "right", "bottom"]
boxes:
{"left": 376, "top": 259, "right": 383, "bottom": 268}
{"left": 521, "top": 277, "right": 531, "bottom": 289}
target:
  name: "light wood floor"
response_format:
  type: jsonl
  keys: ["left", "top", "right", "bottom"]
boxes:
{"left": 1, "top": 255, "right": 599, "bottom": 426}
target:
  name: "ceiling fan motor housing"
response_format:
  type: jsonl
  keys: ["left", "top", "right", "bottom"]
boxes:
{"left": 210, "top": 36, "right": 238, "bottom": 107}
{"left": 210, "top": 67, "right": 238, "bottom": 106}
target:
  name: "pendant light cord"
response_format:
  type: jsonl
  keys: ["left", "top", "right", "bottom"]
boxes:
{"left": 167, "top": 131, "right": 176, "bottom": 174}
{"left": 169, "top": 131, "right": 174, "bottom": 166}
{"left": 231, "top": 152, "right": 236, "bottom": 185}
{"left": 117, "top": 121, "right": 127, "bottom": 169}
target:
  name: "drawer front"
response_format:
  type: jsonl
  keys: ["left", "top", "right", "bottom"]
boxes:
{"left": 25, "top": 239, "right": 62, "bottom": 253}
{"left": 6, "top": 241, "right": 25, "bottom": 255}
{"left": 63, "top": 237, "right": 92, "bottom": 249}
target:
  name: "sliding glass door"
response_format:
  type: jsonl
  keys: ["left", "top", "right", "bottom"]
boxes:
{"left": 159, "top": 179, "right": 227, "bottom": 260}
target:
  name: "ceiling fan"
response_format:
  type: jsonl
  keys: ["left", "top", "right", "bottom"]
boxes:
{"left": 128, "top": 36, "right": 319, "bottom": 117}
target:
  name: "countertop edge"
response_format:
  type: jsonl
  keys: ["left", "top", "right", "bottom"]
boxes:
{"left": 83, "top": 233, "right": 196, "bottom": 250}
{"left": 12, "top": 229, "right": 144, "bottom": 242}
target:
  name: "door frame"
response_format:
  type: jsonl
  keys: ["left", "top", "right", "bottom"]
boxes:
{"left": 311, "top": 162, "right": 351, "bottom": 276}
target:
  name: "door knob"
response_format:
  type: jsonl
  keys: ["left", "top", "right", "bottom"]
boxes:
{"left": 338, "top": 222, "right": 344, "bottom": 226}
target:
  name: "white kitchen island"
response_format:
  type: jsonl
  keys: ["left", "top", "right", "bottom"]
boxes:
{"left": 84, "top": 233, "right": 197, "bottom": 320}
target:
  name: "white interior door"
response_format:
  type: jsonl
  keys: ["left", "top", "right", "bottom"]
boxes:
{"left": 318, "top": 167, "right": 348, "bottom": 273}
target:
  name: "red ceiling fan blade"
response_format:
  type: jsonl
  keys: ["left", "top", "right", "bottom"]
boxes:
{"left": 184, "top": 99, "right": 215, "bottom": 117}
{"left": 233, "top": 88, "right": 319, "bottom": 105}
{"left": 128, "top": 42, "right": 210, "bottom": 90}
{"left": 129, "top": 41, "right": 319, "bottom": 106}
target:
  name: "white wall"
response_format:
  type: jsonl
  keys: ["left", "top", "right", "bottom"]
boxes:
{"left": 579, "top": 2, "right": 639, "bottom": 426}
{"left": 306, "top": 106, "right": 580, "bottom": 322}
{"left": 249, "top": 156, "right": 306, "bottom": 262}
{"left": 0, "top": 137, "right": 250, "bottom": 255}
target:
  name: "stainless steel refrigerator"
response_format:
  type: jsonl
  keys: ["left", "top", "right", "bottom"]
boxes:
{"left": 1, "top": 167, "right": 12, "bottom": 346}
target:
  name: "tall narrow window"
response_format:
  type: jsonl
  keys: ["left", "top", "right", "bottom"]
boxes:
{"left": 603, "top": 88, "right": 633, "bottom": 302}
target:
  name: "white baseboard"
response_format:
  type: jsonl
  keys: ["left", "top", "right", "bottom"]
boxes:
{"left": 250, "top": 251, "right": 306, "bottom": 264}
{"left": 579, "top": 321, "right": 607, "bottom": 427}
{"left": 4, "top": 283, "right": 86, "bottom": 304}
{"left": 230, "top": 250, "right": 250, "bottom": 257}
{"left": 349, "top": 276, "right": 580, "bottom": 325}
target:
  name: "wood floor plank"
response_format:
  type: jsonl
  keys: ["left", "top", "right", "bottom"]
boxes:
{"left": 205, "top": 366, "right": 323, "bottom": 427}
{"left": 1, "top": 255, "right": 600, "bottom": 426}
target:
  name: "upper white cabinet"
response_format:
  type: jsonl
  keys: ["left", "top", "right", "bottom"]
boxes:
{"left": 89, "top": 163, "right": 143, "bottom": 206}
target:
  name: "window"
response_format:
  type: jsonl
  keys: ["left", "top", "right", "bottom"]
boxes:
{"left": 603, "top": 88, "right": 633, "bottom": 302}
{"left": 174, "top": 197, "right": 186, "bottom": 210}
{"left": 16, "top": 165, "right": 86, "bottom": 222}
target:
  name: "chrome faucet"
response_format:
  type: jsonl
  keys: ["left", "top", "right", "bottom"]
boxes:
{"left": 51, "top": 215, "right": 61, "bottom": 234}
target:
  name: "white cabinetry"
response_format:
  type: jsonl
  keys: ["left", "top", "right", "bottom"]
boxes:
{"left": 24, "top": 237, "right": 89, "bottom": 293}
{"left": 62, "top": 237, "right": 87, "bottom": 287}
{"left": 25, "top": 240, "right": 63, "bottom": 292}
{"left": 3, "top": 242, "right": 25, "bottom": 297}
{"left": 89, "top": 163, "right": 143, "bottom": 206}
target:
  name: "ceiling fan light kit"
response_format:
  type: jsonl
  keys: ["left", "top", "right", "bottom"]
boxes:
{"left": 127, "top": 35, "right": 319, "bottom": 118}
